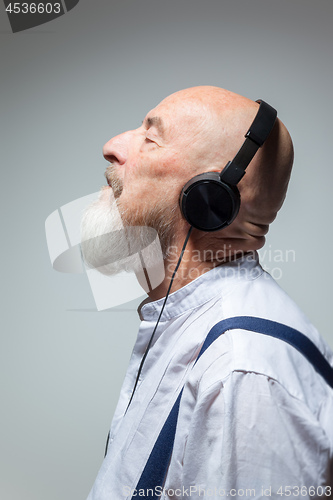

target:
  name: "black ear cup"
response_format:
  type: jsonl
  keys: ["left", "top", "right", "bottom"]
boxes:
{"left": 179, "top": 172, "right": 240, "bottom": 232}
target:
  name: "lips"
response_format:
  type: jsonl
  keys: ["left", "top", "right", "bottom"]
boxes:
{"left": 104, "top": 169, "right": 113, "bottom": 187}
{"left": 104, "top": 166, "right": 124, "bottom": 198}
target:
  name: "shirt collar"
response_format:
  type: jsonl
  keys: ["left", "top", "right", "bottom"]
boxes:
{"left": 138, "top": 251, "right": 262, "bottom": 322}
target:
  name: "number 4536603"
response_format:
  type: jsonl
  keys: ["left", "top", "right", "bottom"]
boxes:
{"left": 276, "top": 485, "right": 331, "bottom": 496}
{"left": 5, "top": 3, "right": 61, "bottom": 14}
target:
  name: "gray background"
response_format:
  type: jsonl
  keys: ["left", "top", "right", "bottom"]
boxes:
{"left": 1, "top": 1, "right": 332, "bottom": 499}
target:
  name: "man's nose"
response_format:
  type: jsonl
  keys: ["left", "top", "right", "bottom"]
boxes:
{"left": 103, "top": 130, "right": 134, "bottom": 165}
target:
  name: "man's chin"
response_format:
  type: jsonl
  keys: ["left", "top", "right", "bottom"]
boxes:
{"left": 81, "top": 192, "right": 124, "bottom": 272}
{"left": 80, "top": 194, "right": 166, "bottom": 279}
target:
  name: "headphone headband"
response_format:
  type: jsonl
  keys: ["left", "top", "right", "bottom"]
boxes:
{"left": 220, "top": 100, "right": 277, "bottom": 186}
{"left": 179, "top": 99, "right": 278, "bottom": 232}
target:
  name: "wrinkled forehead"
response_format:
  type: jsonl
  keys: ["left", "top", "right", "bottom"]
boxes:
{"left": 146, "top": 93, "right": 216, "bottom": 142}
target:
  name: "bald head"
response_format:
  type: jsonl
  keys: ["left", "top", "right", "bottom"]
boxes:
{"left": 153, "top": 86, "right": 293, "bottom": 249}
{"left": 83, "top": 86, "right": 294, "bottom": 298}
{"left": 102, "top": 85, "right": 293, "bottom": 257}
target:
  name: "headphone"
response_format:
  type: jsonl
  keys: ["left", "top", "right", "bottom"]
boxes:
{"left": 179, "top": 100, "right": 277, "bottom": 232}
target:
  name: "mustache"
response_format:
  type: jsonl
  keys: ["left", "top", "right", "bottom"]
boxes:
{"left": 104, "top": 164, "right": 124, "bottom": 198}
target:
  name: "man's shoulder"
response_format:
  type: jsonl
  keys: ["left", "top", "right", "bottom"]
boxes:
{"left": 186, "top": 307, "right": 332, "bottom": 417}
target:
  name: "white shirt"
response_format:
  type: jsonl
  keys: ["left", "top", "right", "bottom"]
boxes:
{"left": 87, "top": 252, "right": 333, "bottom": 500}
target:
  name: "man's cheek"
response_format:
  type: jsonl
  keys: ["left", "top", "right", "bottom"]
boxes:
{"left": 156, "top": 152, "right": 182, "bottom": 177}
{"left": 128, "top": 155, "right": 154, "bottom": 179}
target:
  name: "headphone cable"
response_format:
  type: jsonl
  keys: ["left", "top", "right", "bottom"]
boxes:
{"left": 125, "top": 225, "right": 193, "bottom": 412}
{"left": 104, "top": 225, "right": 193, "bottom": 457}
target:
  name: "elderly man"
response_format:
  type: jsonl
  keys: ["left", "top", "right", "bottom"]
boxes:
{"left": 82, "top": 87, "right": 333, "bottom": 499}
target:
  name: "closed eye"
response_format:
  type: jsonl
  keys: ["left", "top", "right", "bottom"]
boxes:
{"left": 144, "top": 136, "right": 160, "bottom": 147}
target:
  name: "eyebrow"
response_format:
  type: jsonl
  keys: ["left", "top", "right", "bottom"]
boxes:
{"left": 144, "top": 116, "right": 166, "bottom": 138}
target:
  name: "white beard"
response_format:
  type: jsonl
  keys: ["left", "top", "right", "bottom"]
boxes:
{"left": 80, "top": 187, "right": 167, "bottom": 277}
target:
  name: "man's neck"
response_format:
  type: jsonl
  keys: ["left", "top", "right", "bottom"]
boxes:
{"left": 144, "top": 240, "right": 240, "bottom": 302}
{"left": 135, "top": 226, "right": 256, "bottom": 302}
